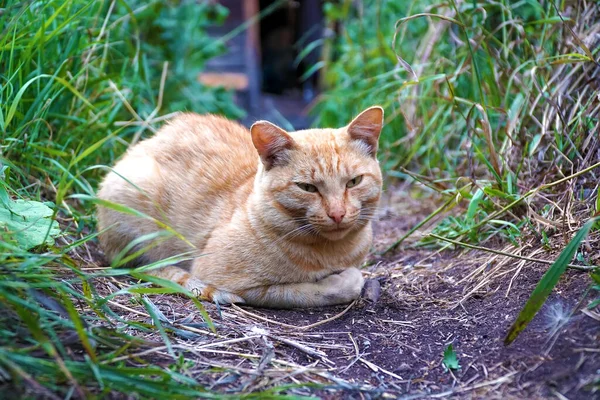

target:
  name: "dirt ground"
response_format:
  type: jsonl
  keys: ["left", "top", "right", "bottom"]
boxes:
{"left": 90, "top": 188, "right": 599, "bottom": 399}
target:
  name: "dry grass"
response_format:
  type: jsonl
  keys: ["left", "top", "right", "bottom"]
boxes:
{"left": 37, "top": 190, "right": 594, "bottom": 399}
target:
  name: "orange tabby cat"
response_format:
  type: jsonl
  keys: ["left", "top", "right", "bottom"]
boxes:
{"left": 97, "top": 106, "right": 384, "bottom": 308}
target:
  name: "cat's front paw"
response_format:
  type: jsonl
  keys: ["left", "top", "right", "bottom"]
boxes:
{"left": 320, "top": 267, "right": 365, "bottom": 304}
{"left": 338, "top": 267, "right": 365, "bottom": 300}
{"left": 186, "top": 278, "right": 245, "bottom": 304}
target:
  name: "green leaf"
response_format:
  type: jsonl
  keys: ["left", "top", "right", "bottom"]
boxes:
{"left": 596, "top": 186, "right": 600, "bottom": 215}
{"left": 5, "top": 74, "right": 95, "bottom": 129}
{"left": 294, "top": 38, "right": 324, "bottom": 67}
{"left": 0, "top": 182, "right": 11, "bottom": 210}
{"left": 507, "top": 93, "right": 524, "bottom": 137}
{"left": 466, "top": 188, "right": 484, "bottom": 222}
{"left": 300, "top": 61, "right": 325, "bottom": 81}
{"left": 141, "top": 296, "right": 174, "bottom": 357}
{"left": 505, "top": 217, "right": 599, "bottom": 345}
{"left": 59, "top": 290, "right": 98, "bottom": 363}
{"left": 483, "top": 187, "right": 518, "bottom": 202}
{"left": 588, "top": 298, "right": 600, "bottom": 309}
{"left": 529, "top": 134, "right": 543, "bottom": 156}
{"left": 0, "top": 198, "right": 61, "bottom": 249}
{"left": 443, "top": 344, "right": 460, "bottom": 370}
{"left": 130, "top": 272, "right": 215, "bottom": 333}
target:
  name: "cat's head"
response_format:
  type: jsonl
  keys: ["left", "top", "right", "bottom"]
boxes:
{"left": 251, "top": 106, "right": 384, "bottom": 241}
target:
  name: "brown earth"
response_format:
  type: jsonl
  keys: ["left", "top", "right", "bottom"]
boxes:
{"left": 78, "top": 188, "right": 600, "bottom": 399}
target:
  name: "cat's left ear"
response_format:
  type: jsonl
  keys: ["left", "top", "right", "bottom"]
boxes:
{"left": 251, "top": 121, "right": 296, "bottom": 170}
{"left": 347, "top": 106, "right": 384, "bottom": 157}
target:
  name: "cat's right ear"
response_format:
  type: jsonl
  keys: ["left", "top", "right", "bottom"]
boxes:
{"left": 347, "top": 106, "right": 384, "bottom": 157}
{"left": 251, "top": 121, "right": 296, "bottom": 170}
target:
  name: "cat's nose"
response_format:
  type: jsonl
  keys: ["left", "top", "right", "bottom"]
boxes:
{"left": 328, "top": 210, "right": 345, "bottom": 224}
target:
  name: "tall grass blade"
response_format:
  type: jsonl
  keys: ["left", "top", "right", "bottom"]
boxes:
{"left": 504, "top": 217, "right": 599, "bottom": 345}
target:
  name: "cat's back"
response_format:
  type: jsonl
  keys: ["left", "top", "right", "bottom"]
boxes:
{"left": 143, "top": 113, "right": 256, "bottom": 176}
{"left": 97, "top": 113, "right": 259, "bottom": 259}
{"left": 100, "top": 113, "right": 258, "bottom": 222}
{"left": 114, "top": 113, "right": 257, "bottom": 189}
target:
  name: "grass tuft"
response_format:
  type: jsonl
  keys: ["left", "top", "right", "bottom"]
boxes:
{"left": 0, "top": 1, "right": 248, "bottom": 397}
{"left": 318, "top": 0, "right": 600, "bottom": 248}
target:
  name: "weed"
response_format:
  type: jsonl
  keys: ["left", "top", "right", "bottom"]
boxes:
{"left": 318, "top": 0, "right": 600, "bottom": 247}
{"left": 0, "top": 1, "right": 246, "bottom": 397}
{"left": 442, "top": 344, "right": 460, "bottom": 371}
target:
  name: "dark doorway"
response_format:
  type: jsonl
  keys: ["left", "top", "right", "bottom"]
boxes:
{"left": 202, "top": 0, "right": 324, "bottom": 129}
{"left": 259, "top": 0, "right": 323, "bottom": 100}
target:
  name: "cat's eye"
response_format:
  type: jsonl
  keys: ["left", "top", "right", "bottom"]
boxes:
{"left": 346, "top": 175, "right": 363, "bottom": 188}
{"left": 296, "top": 182, "right": 318, "bottom": 193}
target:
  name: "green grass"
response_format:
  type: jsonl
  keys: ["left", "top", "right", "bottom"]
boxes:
{"left": 0, "top": 1, "right": 252, "bottom": 397}
{"left": 317, "top": 0, "right": 600, "bottom": 248}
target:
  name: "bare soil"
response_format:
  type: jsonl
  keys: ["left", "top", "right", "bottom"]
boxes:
{"left": 82, "top": 189, "right": 600, "bottom": 399}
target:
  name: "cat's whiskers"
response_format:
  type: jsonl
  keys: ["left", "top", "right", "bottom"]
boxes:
{"left": 358, "top": 206, "right": 382, "bottom": 219}
{"left": 219, "top": 222, "right": 315, "bottom": 251}
{"left": 360, "top": 206, "right": 383, "bottom": 214}
{"left": 274, "top": 223, "right": 317, "bottom": 244}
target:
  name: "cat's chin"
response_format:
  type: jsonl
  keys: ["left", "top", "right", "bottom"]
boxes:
{"left": 318, "top": 226, "right": 354, "bottom": 241}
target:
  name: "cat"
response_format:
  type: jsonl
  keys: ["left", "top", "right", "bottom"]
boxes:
{"left": 96, "top": 106, "right": 384, "bottom": 308}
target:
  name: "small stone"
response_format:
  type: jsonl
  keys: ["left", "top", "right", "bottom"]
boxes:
{"left": 363, "top": 279, "right": 382, "bottom": 303}
{"left": 395, "top": 363, "right": 412, "bottom": 372}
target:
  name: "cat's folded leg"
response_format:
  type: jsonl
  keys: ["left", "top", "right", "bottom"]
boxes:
{"left": 145, "top": 266, "right": 245, "bottom": 304}
{"left": 240, "top": 267, "right": 365, "bottom": 308}
{"left": 185, "top": 277, "right": 246, "bottom": 305}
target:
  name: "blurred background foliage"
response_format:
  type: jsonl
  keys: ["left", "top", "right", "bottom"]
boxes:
{"left": 317, "top": 0, "right": 599, "bottom": 246}
{"left": 115, "top": 0, "right": 244, "bottom": 116}
{"left": 1, "top": 0, "right": 242, "bottom": 208}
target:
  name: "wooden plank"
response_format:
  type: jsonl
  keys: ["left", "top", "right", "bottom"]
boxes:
{"left": 198, "top": 72, "right": 249, "bottom": 90}
{"left": 242, "top": 0, "right": 261, "bottom": 111}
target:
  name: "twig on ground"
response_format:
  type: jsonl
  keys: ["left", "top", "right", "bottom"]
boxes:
{"left": 230, "top": 299, "right": 357, "bottom": 331}
{"left": 359, "top": 359, "right": 405, "bottom": 381}
{"left": 339, "top": 333, "right": 363, "bottom": 373}
{"left": 428, "top": 371, "right": 518, "bottom": 398}
{"left": 269, "top": 335, "right": 331, "bottom": 362}
{"left": 429, "top": 233, "right": 597, "bottom": 271}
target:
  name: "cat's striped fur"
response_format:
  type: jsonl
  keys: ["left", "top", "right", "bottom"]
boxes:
{"left": 97, "top": 107, "right": 384, "bottom": 308}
